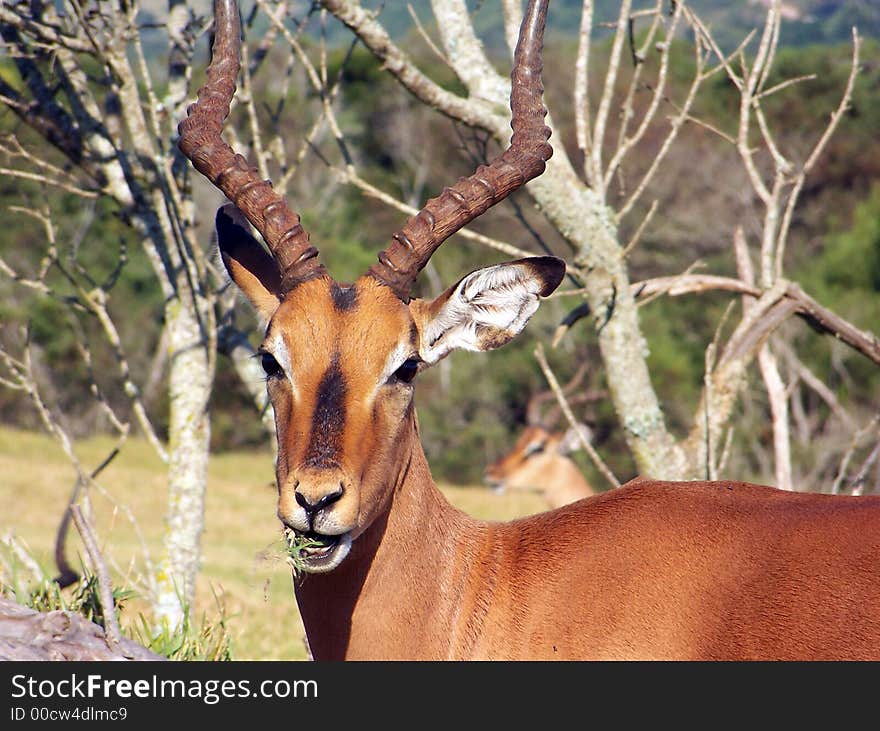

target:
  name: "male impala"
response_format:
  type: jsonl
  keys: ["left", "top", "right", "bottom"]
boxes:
{"left": 181, "top": 0, "right": 880, "bottom": 659}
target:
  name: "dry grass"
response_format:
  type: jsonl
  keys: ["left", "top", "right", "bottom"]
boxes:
{"left": 0, "top": 425, "right": 547, "bottom": 659}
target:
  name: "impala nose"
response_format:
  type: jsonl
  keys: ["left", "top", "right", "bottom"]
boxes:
{"left": 295, "top": 484, "right": 345, "bottom": 515}
{"left": 483, "top": 471, "right": 505, "bottom": 494}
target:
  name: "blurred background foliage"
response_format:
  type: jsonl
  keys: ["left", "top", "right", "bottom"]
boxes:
{"left": 1, "top": 0, "right": 878, "bottom": 487}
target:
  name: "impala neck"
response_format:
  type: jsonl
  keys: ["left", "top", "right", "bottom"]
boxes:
{"left": 292, "top": 413, "right": 483, "bottom": 660}
{"left": 543, "top": 457, "right": 594, "bottom": 507}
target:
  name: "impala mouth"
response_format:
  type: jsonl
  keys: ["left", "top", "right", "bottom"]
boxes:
{"left": 283, "top": 527, "right": 352, "bottom": 574}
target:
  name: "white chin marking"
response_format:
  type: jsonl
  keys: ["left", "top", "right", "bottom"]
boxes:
{"left": 296, "top": 533, "right": 353, "bottom": 574}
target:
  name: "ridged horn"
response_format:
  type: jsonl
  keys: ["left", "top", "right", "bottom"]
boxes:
{"left": 178, "top": 0, "right": 325, "bottom": 292}
{"left": 366, "top": 0, "right": 552, "bottom": 301}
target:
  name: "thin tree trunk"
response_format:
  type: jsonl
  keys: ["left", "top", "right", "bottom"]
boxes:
{"left": 153, "top": 297, "right": 213, "bottom": 628}
{"left": 528, "top": 163, "right": 690, "bottom": 479}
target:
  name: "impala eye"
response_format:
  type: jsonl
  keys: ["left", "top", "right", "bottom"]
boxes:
{"left": 393, "top": 358, "right": 420, "bottom": 384}
{"left": 524, "top": 441, "right": 545, "bottom": 457}
{"left": 260, "top": 352, "right": 283, "bottom": 378}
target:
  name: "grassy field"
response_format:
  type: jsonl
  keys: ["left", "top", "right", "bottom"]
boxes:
{"left": 0, "top": 425, "right": 548, "bottom": 660}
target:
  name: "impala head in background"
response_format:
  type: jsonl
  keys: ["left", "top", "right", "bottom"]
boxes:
{"left": 179, "top": 0, "right": 563, "bottom": 573}
{"left": 484, "top": 364, "right": 599, "bottom": 508}
{"left": 484, "top": 424, "right": 595, "bottom": 499}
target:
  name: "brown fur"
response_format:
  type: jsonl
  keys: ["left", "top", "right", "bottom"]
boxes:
{"left": 191, "top": 0, "right": 880, "bottom": 658}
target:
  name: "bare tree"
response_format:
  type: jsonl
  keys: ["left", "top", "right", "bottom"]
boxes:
{"left": 0, "top": 0, "right": 353, "bottom": 628}
{"left": 1, "top": 0, "right": 219, "bottom": 627}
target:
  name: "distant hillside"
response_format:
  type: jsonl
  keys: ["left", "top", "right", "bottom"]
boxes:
{"left": 464, "top": 0, "right": 880, "bottom": 48}
{"left": 136, "top": 0, "right": 879, "bottom": 51}
{"left": 680, "top": 0, "right": 880, "bottom": 48}
{"left": 340, "top": 0, "right": 879, "bottom": 50}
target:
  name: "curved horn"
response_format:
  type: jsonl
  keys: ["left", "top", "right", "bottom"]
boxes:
{"left": 526, "top": 389, "right": 556, "bottom": 426}
{"left": 527, "top": 362, "right": 591, "bottom": 426}
{"left": 543, "top": 390, "right": 605, "bottom": 429}
{"left": 178, "top": 0, "right": 325, "bottom": 292}
{"left": 367, "top": 0, "right": 552, "bottom": 301}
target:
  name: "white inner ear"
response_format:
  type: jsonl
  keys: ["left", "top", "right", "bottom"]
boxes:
{"left": 559, "top": 423, "right": 592, "bottom": 454}
{"left": 419, "top": 262, "right": 548, "bottom": 365}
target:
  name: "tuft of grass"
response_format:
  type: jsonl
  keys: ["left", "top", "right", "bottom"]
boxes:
{"left": 130, "top": 589, "right": 233, "bottom": 661}
{"left": 26, "top": 573, "right": 136, "bottom": 631}
{"left": 2, "top": 541, "right": 233, "bottom": 661}
{"left": 282, "top": 530, "right": 326, "bottom": 576}
{"left": 1, "top": 542, "right": 132, "bottom": 631}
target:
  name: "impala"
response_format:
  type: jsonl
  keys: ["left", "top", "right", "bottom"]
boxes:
{"left": 484, "top": 423, "right": 597, "bottom": 509}
{"left": 180, "top": 0, "right": 880, "bottom": 659}
{"left": 484, "top": 369, "right": 599, "bottom": 508}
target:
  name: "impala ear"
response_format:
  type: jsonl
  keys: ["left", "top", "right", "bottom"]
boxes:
{"left": 412, "top": 257, "right": 565, "bottom": 365}
{"left": 558, "top": 422, "right": 593, "bottom": 455}
{"left": 216, "top": 204, "right": 282, "bottom": 321}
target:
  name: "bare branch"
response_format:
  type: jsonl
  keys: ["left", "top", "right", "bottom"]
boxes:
{"left": 604, "top": 2, "right": 678, "bottom": 192}
{"left": 702, "top": 300, "right": 736, "bottom": 480}
{"left": 622, "top": 199, "right": 658, "bottom": 257}
{"left": 783, "top": 282, "right": 880, "bottom": 367}
{"left": 590, "top": 0, "right": 631, "bottom": 195}
{"left": 239, "top": 42, "right": 271, "bottom": 182}
{"left": 574, "top": 0, "right": 594, "bottom": 184}
{"left": 774, "top": 30, "right": 861, "bottom": 276}
{"left": 617, "top": 24, "right": 709, "bottom": 221}
{"left": 779, "top": 343, "right": 856, "bottom": 431}
{"left": 318, "top": 0, "right": 505, "bottom": 134}
{"left": 53, "top": 438, "right": 123, "bottom": 590}
{"left": 336, "top": 167, "right": 533, "bottom": 259}
{"left": 832, "top": 416, "right": 880, "bottom": 495}
{"left": 167, "top": 0, "right": 197, "bottom": 125}
{"left": 534, "top": 344, "right": 621, "bottom": 489}
{"left": 633, "top": 274, "right": 880, "bottom": 367}
{"left": 70, "top": 506, "right": 122, "bottom": 648}
{"left": 850, "top": 439, "right": 880, "bottom": 496}
{"left": 429, "top": 0, "right": 508, "bottom": 105}
{"left": 407, "top": 3, "right": 453, "bottom": 69}
{"left": 678, "top": 112, "right": 737, "bottom": 145}
{"left": 501, "top": 0, "right": 524, "bottom": 55}
{"left": 0, "top": 332, "right": 87, "bottom": 483}
{"left": 0, "top": 6, "right": 94, "bottom": 53}
{"left": 758, "top": 344, "right": 792, "bottom": 491}
{"left": 0, "top": 167, "right": 98, "bottom": 198}
{"left": 756, "top": 73, "right": 817, "bottom": 101}
{"left": 2, "top": 533, "right": 47, "bottom": 590}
